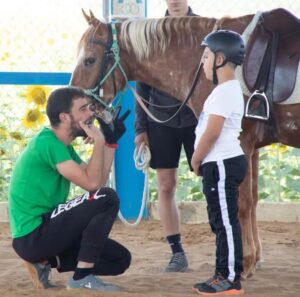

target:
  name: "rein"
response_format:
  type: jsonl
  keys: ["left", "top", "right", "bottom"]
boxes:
{"left": 128, "top": 63, "right": 202, "bottom": 123}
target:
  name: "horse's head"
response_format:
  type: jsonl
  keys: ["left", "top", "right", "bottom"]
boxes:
{"left": 70, "top": 10, "right": 127, "bottom": 109}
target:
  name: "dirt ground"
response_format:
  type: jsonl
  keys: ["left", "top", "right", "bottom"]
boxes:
{"left": 0, "top": 220, "right": 299, "bottom": 297}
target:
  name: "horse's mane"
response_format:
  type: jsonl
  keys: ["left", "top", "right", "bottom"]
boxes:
{"left": 120, "top": 16, "right": 216, "bottom": 61}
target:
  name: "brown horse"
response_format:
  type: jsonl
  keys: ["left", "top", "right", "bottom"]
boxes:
{"left": 70, "top": 10, "right": 300, "bottom": 278}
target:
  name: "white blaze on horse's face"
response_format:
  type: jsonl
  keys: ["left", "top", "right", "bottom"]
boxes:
{"left": 77, "top": 47, "right": 86, "bottom": 66}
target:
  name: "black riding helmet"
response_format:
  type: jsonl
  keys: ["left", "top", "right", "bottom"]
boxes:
{"left": 201, "top": 30, "right": 245, "bottom": 65}
{"left": 201, "top": 30, "right": 245, "bottom": 84}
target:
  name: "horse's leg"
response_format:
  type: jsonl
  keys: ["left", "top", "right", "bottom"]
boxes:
{"left": 238, "top": 148, "right": 256, "bottom": 279}
{"left": 251, "top": 149, "right": 263, "bottom": 268}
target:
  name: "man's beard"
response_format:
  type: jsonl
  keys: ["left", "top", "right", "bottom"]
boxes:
{"left": 69, "top": 115, "right": 87, "bottom": 138}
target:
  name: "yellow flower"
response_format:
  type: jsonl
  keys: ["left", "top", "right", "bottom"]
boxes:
{"left": 0, "top": 148, "right": 6, "bottom": 156}
{"left": 0, "top": 126, "right": 8, "bottom": 140}
{"left": 265, "top": 143, "right": 289, "bottom": 157}
{"left": 278, "top": 144, "right": 289, "bottom": 153}
{"left": 22, "top": 109, "right": 45, "bottom": 129}
{"left": 9, "top": 131, "right": 24, "bottom": 141}
{"left": 47, "top": 38, "right": 55, "bottom": 45}
{"left": 61, "top": 33, "right": 68, "bottom": 39}
{"left": 25, "top": 86, "right": 49, "bottom": 106}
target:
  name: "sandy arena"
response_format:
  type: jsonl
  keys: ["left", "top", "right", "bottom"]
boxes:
{"left": 0, "top": 220, "right": 299, "bottom": 297}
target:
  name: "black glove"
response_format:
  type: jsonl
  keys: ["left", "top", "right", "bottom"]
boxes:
{"left": 97, "top": 107, "right": 130, "bottom": 144}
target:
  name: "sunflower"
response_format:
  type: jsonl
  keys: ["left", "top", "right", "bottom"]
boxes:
{"left": 9, "top": 131, "right": 24, "bottom": 141}
{"left": 25, "top": 86, "right": 50, "bottom": 106}
{"left": 265, "top": 143, "right": 289, "bottom": 157}
{"left": 0, "top": 148, "right": 6, "bottom": 157}
{"left": 278, "top": 144, "right": 289, "bottom": 154}
{"left": 0, "top": 126, "right": 8, "bottom": 140}
{"left": 22, "top": 109, "right": 46, "bottom": 129}
{"left": 47, "top": 38, "right": 55, "bottom": 45}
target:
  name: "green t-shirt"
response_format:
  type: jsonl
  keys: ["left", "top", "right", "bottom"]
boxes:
{"left": 9, "top": 127, "right": 82, "bottom": 238}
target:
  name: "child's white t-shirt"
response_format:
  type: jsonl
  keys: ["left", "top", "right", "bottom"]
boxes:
{"left": 194, "top": 80, "right": 244, "bottom": 164}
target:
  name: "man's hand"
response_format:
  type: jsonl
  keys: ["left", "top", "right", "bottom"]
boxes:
{"left": 135, "top": 132, "right": 149, "bottom": 150}
{"left": 79, "top": 121, "right": 105, "bottom": 145}
{"left": 97, "top": 107, "right": 130, "bottom": 144}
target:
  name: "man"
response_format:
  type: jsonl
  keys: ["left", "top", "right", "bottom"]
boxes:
{"left": 9, "top": 87, "right": 131, "bottom": 291}
{"left": 134, "top": 0, "right": 198, "bottom": 272}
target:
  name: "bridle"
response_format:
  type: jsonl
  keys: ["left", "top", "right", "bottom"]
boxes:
{"left": 84, "top": 23, "right": 128, "bottom": 121}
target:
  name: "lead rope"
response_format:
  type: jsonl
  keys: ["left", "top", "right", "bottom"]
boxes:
{"left": 113, "top": 142, "right": 151, "bottom": 227}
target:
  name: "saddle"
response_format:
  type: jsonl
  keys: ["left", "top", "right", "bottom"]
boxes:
{"left": 243, "top": 8, "right": 300, "bottom": 120}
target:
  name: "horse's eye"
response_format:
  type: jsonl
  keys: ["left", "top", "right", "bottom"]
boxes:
{"left": 84, "top": 57, "right": 96, "bottom": 67}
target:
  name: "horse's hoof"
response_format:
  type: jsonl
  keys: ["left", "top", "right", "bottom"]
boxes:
{"left": 241, "top": 270, "right": 254, "bottom": 280}
{"left": 241, "top": 263, "right": 256, "bottom": 279}
{"left": 256, "top": 260, "right": 264, "bottom": 270}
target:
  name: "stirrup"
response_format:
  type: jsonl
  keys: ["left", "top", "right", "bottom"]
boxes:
{"left": 244, "top": 90, "right": 270, "bottom": 121}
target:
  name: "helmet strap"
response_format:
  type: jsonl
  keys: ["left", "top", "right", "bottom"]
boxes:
{"left": 213, "top": 57, "right": 218, "bottom": 85}
{"left": 213, "top": 56, "right": 228, "bottom": 85}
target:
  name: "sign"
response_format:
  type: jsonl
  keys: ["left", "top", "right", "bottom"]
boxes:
{"left": 111, "top": 0, "right": 146, "bottom": 18}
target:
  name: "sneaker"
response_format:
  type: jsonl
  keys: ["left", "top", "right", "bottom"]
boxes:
{"left": 163, "top": 252, "right": 188, "bottom": 272}
{"left": 67, "top": 274, "right": 123, "bottom": 291}
{"left": 23, "top": 261, "right": 55, "bottom": 289}
{"left": 195, "top": 274, "right": 218, "bottom": 288}
{"left": 193, "top": 275, "right": 244, "bottom": 296}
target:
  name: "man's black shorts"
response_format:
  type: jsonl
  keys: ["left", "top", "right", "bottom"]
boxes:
{"left": 147, "top": 121, "right": 196, "bottom": 170}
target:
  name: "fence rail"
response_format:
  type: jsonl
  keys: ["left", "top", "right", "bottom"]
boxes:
{"left": 0, "top": 72, "right": 71, "bottom": 85}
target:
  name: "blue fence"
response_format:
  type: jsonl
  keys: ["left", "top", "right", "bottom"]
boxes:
{"left": 0, "top": 72, "right": 71, "bottom": 85}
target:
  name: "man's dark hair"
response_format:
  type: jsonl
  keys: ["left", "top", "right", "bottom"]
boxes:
{"left": 46, "top": 87, "right": 86, "bottom": 127}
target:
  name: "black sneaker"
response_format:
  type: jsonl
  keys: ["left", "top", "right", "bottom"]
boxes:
{"left": 23, "top": 261, "right": 56, "bottom": 289}
{"left": 193, "top": 274, "right": 244, "bottom": 296}
{"left": 194, "top": 274, "right": 218, "bottom": 288}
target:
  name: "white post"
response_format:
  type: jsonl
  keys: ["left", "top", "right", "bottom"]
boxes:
{"left": 102, "top": 0, "right": 110, "bottom": 21}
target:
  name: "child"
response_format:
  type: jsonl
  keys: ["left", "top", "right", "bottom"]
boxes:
{"left": 192, "top": 30, "right": 248, "bottom": 295}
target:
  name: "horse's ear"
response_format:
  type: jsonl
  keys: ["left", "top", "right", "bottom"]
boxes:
{"left": 82, "top": 9, "right": 91, "bottom": 24}
{"left": 88, "top": 9, "right": 101, "bottom": 28}
{"left": 89, "top": 10, "right": 96, "bottom": 20}
{"left": 82, "top": 9, "right": 100, "bottom": 28}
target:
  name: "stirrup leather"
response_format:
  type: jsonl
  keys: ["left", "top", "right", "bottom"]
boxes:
{"left": 244, "top": 90, "right": 270, "bottom": 121}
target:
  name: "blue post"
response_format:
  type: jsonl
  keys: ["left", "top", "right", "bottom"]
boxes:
{"left": 114, "top": 82, "right": 147, "bottom": 219}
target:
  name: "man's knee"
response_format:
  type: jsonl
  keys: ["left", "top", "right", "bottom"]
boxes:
{"left": 120, "top": 248, "right": 132, "bottom": 274}
{"left": 94, "top": 187, "right": 120, "bottom": 211}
